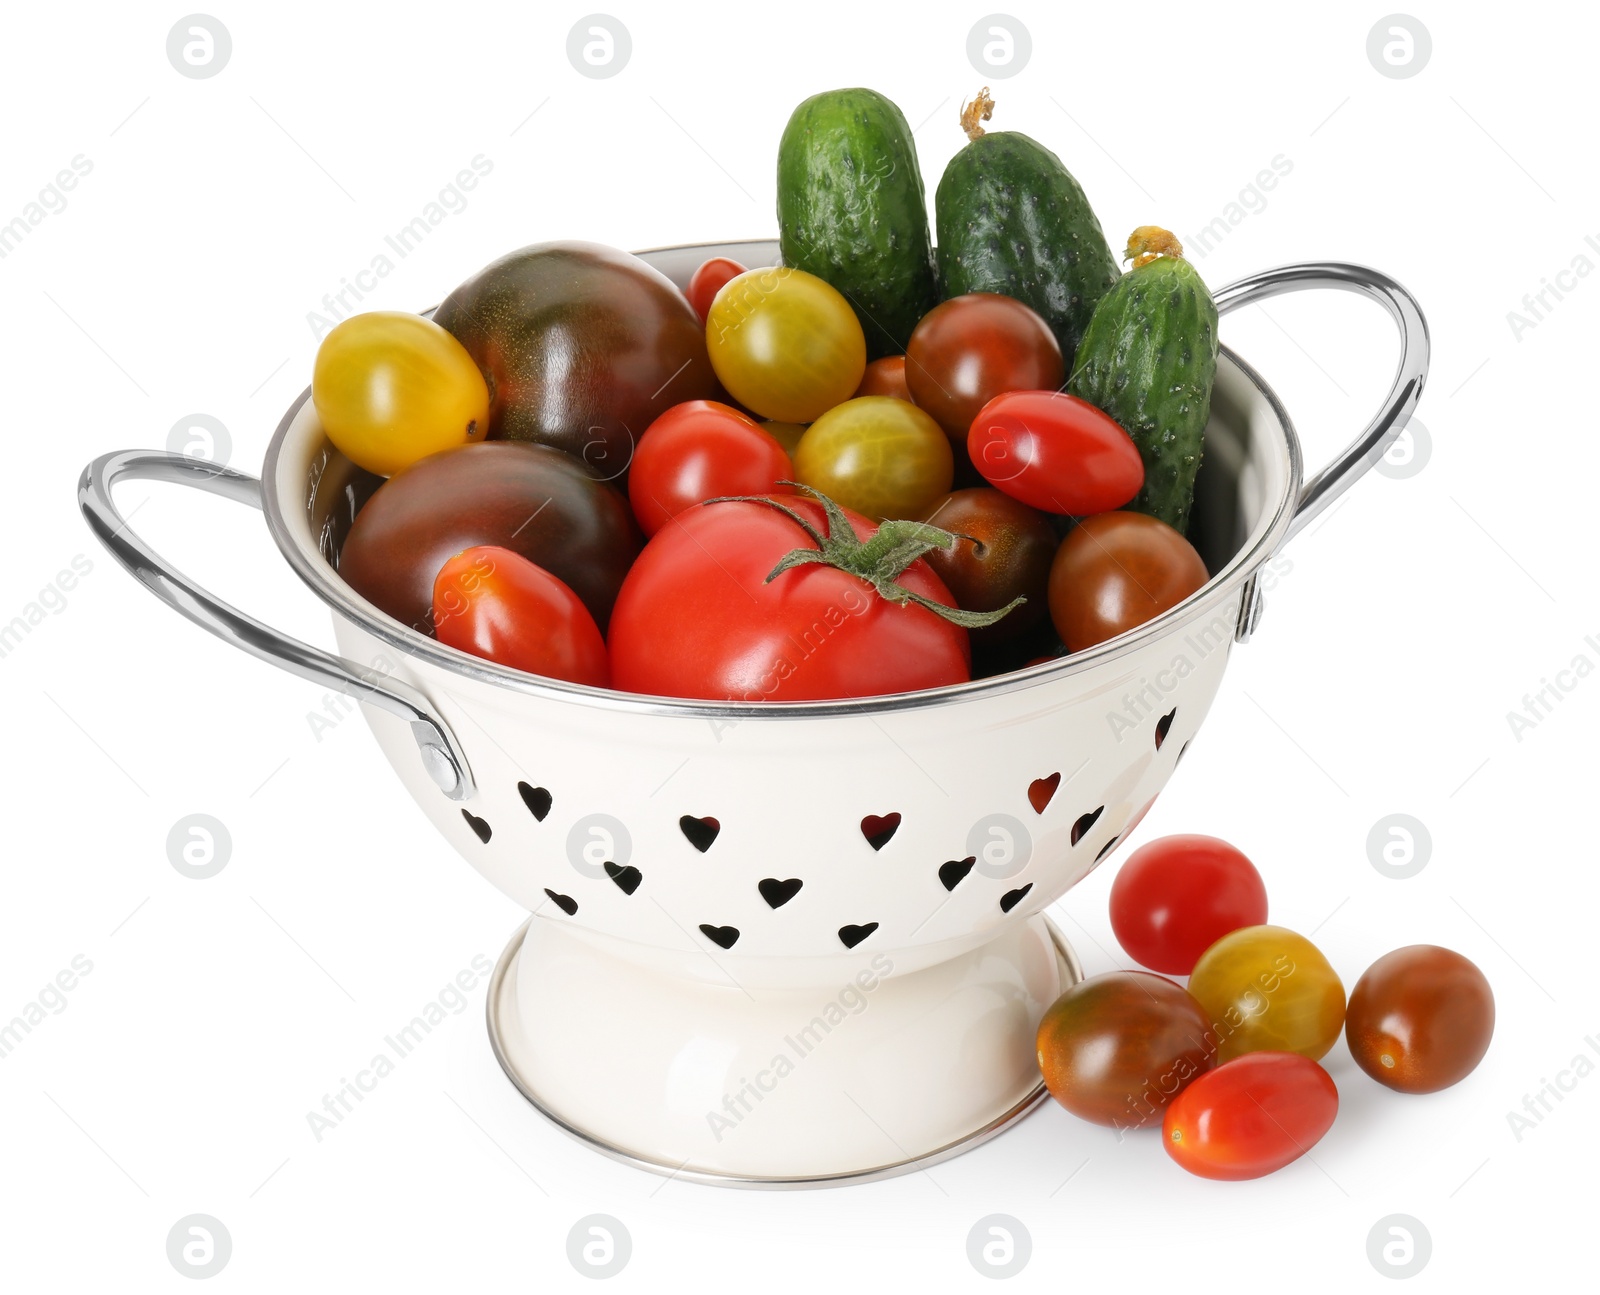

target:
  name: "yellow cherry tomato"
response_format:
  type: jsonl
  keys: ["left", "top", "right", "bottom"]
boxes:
{"left": 760, "top": 421, "right": 809, "bottom": 459}
{"left": 312, "top": 311, "right": 489, "bottom": 476}
{"left": 794, "top": 396, "right": 953, "bottom": 521}
{"left": 706, "top": 267, "right": 865, "bottom": 422}
{"left": 1186, "top": 925, "right": 1347, "bottom": 1063}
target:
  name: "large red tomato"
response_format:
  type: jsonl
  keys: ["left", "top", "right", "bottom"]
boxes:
{"left": 608, "top": 497, "right": 971, "bottom": 701}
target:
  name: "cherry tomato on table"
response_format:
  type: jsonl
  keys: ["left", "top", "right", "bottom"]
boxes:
{"left": 1187, "top": 924, "right": 1347, "bottom": 1063}
{"left": 1110, "top": 835, "right": 1269, "bottom": 974}
{"left": 855, "top": 355, "right": 913, "bottom": 402}
{"left": 794, "top": 396, "right": 952, "bottom": 521}
{"left": 313, "top": 311, "right": 488, "bottom": 477}
{"left": 608, "top": 495, "right": 970, "bottom": 702}
{"left": 685, "top": 256, "right": 747, "bottom": 324}
{"left": 1164, "top": 1052, "right": 1339, "bottom": 1181}
{"left": 706, "top": 267, "right": 865, "bottom": 422}
{"left": 1346, "top": 945, "right": 1494, "bottom": 1093}
{"left": 906, "top": 293, "right": 1063, "bottom": 440}
{"left": 1047, "top": 511, "right": 1209, "bottom": 652}
{"left": 433, "top": 546, "right": 609, "bottom": 687}
{"left": 627, "top": 401, "right": 792, "bottom": 537}
{"left": 1035, "top": 972, "right": 1214, "bottom": 1129}
{"left": 968, "top": 391, "right": 1143, "bottom": 515}
{"left": 920, "top": 488, "right": 1056, "bottom": 644}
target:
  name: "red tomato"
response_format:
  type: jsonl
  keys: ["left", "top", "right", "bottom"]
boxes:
{"left": 1111, "top": 835, "right": 1268, "bottom": 975}
{"left": 1048, "top": 511, "right": 1209, "bottom": 651}
{"left": 608, "top": 497, "right": 970, "bottom": 701}
{"left": 628, "top": 400, "right": 793, "bottom": 537}
{"left": 855, "top": 355, "right": 913, "bottom": 402}
{"left": 685, "top": 256, "right": 747, "bottom": 324}
{"left": 969, "top": 391, "right": 1143, "bottom": 515}
{"left": 1163, "top": 1052, "right": 1339, "bottom": 1181}
{"left": 906, "top": 293, "right": 1064, "bottom": 440}
{"left": 433, "top": 546, "right": 609, "bottom": 687}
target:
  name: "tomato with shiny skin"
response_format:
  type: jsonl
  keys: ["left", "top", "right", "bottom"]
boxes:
{"left": 969, "top": 391, "right": 1143, "bottom": 515}
{"left": 921, "top": 488, "right": 1056, "bottom": 644}
{"left": 1164, "top": 1052, "right": 1339, "bottom": 1181}
{"left": 339, "top": 441, "right": 641, "bottom": 638}
{"left": 313, "top": 311, "right": 488, "bottom": 477}
{"left": 628, "top": 401, "right": 792, "bottom": 536}
{"left": 433, "top": 546, "right": 609, "bottom": 687}
{"left": 1187, "top": 925, "right": 1347, "bottom": 1063}
{"left": 1111, "top": 835, "right": 1269, "bottom": 975}
{"left": 1035, "top": 972, "right": 1215, "bottom": 1129}
{"left": 794, "top": 396, "right": 953, "bottom": 521}
{"left": 608, "top": 497, "right": 970, "bottom": 701}
{"left": 855, "top": 355, "right": 913, "bottom": 402}
{"left": 706, "top": 267, "right": 866, "bottom": 422}
{"left": 686, "top": 256, "right": 747, "bottom": 323}
{"left": 906, "top": 293, "right": 1063, "bottom": 440}
{"left": 1346, "top": 945, "right": 1494, "bottom": 1093}
{"left": 1048, "top": 511, "right": 1209, "bottom": 651}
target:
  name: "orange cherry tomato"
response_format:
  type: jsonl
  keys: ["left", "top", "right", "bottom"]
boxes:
{"left": 433, "top": 546, "right": 609, "bottom": 687}
{"left": 855, "top": 355, "right": 913, "bottom": 402}
{"left": 1164, "top": 1052, "right": 1339, "bottom": 1181}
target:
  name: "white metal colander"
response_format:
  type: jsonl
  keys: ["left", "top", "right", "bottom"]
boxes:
{"left": 80, "top": 242, "right": 1427, "bottom": 1186}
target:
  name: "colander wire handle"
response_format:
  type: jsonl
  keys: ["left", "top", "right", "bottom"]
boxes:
{"left": 1213, "top": 261, "right": 1430, "bottom": 543}
{"left": 77, "top": 449, "right": 477, "bottom": 801}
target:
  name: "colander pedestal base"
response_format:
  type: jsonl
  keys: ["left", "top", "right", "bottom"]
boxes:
{"left": 485, "top": 912, "right": 1082, "bottom": 1187}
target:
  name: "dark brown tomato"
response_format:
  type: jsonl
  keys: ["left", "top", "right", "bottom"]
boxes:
{"left": 922, "top": 488, "right": 1056, "bottom": 645}
{"left": 1346, "top": 945, "right": 1495, "bottom": 1093}
{"left": 338, "top": 441, "right": 641, "bottom": 637}
{"left": 1035, "top": 971, "right": 1215, "bottom": 1130}
{"left": 905, "top": 293, "right": 1064, "bottom": 441}
{"left": 433, "top": 241, "right": 717, "bottom": 481}
{"left": 1048, "top": 511, "right": 1209, "bottom": 652}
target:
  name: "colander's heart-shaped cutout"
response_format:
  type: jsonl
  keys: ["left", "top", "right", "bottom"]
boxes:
{"left": 758, "top": 878, "right": 803, "bottom": 908}
{"left": 461, "top": 810, "right": 492, "bottom": 844}
{"left": 1028, "top": 773, "right": 1061, "bottom": 814}
{"left": 1000, "top": 883, "right": 1033, "bottom": 913}
{"left": 680, "top": 815, "right": 721, "bottom": 852}
{"left": 939, "top": 857, "right": 976, "bottom": 891}
{"left": 518, "top": 782, "right": 553, "bottom": 821}
{"left": 860, "top": 814, "right": 901, "bottom": 850}
{"left": 604, "top": 862, "right": 642, "bottom": 895}
{"left": 838, "top": 922, "right": 879, "bottom": 949}
{"left": 1095, "top": 836, "right": 1121, "bottom": 863}
{"left": 1071, "top": 806, "right": 1104, "bottom": 845}
{"left": 544, "top": 888, "right": 577, "bottom": 916}
{"left": 699, "top": 923, "right": 739, "bottom": 949}
{"left": 1155, "top": 708, "right": 1177, "bottom": 749}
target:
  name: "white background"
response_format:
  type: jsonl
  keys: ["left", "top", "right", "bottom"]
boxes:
{"left": 1, "top": 1, "right": 1594, "bottom": 1288}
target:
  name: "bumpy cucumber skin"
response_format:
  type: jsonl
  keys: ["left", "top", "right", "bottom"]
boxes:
{"left": 777, "top": 89, "right": 940, "bottom": 359}
{"left": 935, "top": 132, "right": 1119, "bottom": 369}
{"left": 1067, "top": 255, "right": 1220, "bottom": 533}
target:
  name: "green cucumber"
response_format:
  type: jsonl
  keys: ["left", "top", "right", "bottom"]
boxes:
{"left": 1068, "top": 228, "right": 1219, "bottom": 533}
{"left": 777, "top": 88, "right": 939, "bottom": 359}
{"left": 934, "top": 89, "right": 1118, "bottom": 370}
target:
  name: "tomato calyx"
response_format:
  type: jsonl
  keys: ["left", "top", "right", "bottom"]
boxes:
{"left": 709, "top": 484, "right": 1024, "bottom": 629}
